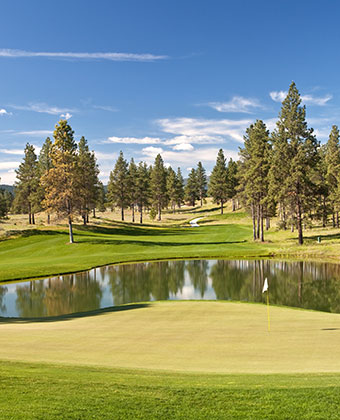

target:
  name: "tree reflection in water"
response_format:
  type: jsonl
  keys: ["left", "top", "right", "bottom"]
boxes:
{"left": 3, "top": 259, "right": 340, "bottom": 317}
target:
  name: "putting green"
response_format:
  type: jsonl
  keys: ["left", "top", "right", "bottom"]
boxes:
{"left": 1, "top": 301, "right": 340, "bottom": 373}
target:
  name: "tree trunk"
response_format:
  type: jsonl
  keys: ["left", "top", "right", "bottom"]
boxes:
{"left": 158, "top": 203, "right": 161, "bottom": 221}
{"left": 266, "top": 217, "right": 270, "bottom": 231}
{"left": 297, "top": 199, "right": 303, "bottom": 245}
{"left": 93, "top": 208, "right": 96, "bottom": 218}
{"left": 220, "top": 201, "right": 224, "bottom": 215}
{"left": 86, "top": 213, "right": 89, "bottom": 224}
{"left": 251, "top": 203, "right": 256, "bottom": 241}
{"left": 32, "top": 213, "right": 35, "bottom": 225}
{"left": 200, "top": 195, "right": 203, "bottom": 206}
{"left": 83, "top": 214, "right": 87, "bottom": 225}
{"left": 256, "top": 205, "right": 260, "bottom": 240}
{"left": 282, "top": 207, "right": 287, "bottom": 230}
{"left": 47, "top": 214, "right": 50, "bottom": 225}
{"left": 232, "top": 199, "right": 236, "bottom": 212}
{"left": 132, "top": 204, "right": 135, "bottom": 223}
{"left": 259, "top": 205, "right": 264, "bottom": 242}
{"left": 68, "top": 217, "right": 74, "bottom": 244}
{"left": 333, "top": 212, "right": 335, "bottom": 228}
{"left": 121, "top": 206, "right": 124, "bottom": 221}
{"left": 337, "top": 211, "right": 339, "bottom": 228}
{"left": 322, "top": 196, "right": 326, "bottom": 227}
{"left": 28, "top": 203, "right": 32, "bottom": 224}
{"left": 291, "top": 224, "right": 294, "bottom": 232}
{"left": 140, "top": 206, "right": 143, "bottom": 224}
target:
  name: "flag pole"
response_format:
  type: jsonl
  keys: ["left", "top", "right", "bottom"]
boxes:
{"left": 266, "top": 291, "right": 270, "bottom": 332}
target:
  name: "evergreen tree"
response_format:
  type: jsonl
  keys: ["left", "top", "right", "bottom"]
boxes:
{"left": 136, "top": 161, "right": 150, "bottom": 224}
{"left": 0, "top": 178, "right": 13, "bottom": 218}
{"left": 208, "top": 149, "right": 228, "bottom": 214}
{"left": 77, "top": 136, "right": 100, "bottom": 224}
{"left": 226, "top": 158, "right": 238, "bottom": 211}
{"left": 41, "top": 120, "right": 80, "bottom": 243}
{"left": 38, "top": 137, "right": 53, "bottom": 224}
{"left": 238, "top": 120, "right": 271, "bottom": 241}
{"left": 269, "top": 82, "right": 319, "bottom": 245}
{"left": 96, "top": 181, "right": 107, "bottom": 213}
{"left": 325, "top": 125, "right": 340, "bottom": 227}
{"left": 107, "top": 151, "right": 129, "bottom": 221}
{"left": 150, "top": 154, "right": 167, "bottom": 221}
{"left": 14, "top": 143, "right": 40, "bottom": 224}
{"left": 196, "top": 162, "right": 207, "bottom": 206}
{"left": 175, "top": 167, "right": 185, "bottom": 208}
{"left": 128, "top": 158, "right": 138, "bottom": 222}
{"left": 185, "top": 168, "right": 199, "bottom": 206}
{"left": 166, "top": 166, "right": 178, "bottom": 213}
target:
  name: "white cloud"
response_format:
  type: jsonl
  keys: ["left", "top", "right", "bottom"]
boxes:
{"left": 95, "top": 151, "right": 117, "bottom": 160}
{"left": 15, "top": 130, "right": 53, "bottom": 137}
{"left": 60, "top": 112, "right": 72, "bottom": 119}
{"left": 0, "top": 161, "right": 20, "bottom": 170}
{"left": 0, "top": 49, "right": 168, "bottom": 62}
{"left": 93, "top": 105, "right": 118, "bottom": 112}
{"left": 0, "top": 148, "right": 24, "bottom": 155}
{"left": 269, "top": 91, "right": 287, "bottom": 102}
{"left": 270, "top": 91, "right": 332, "bottom": 106}
{"left": 164, "top": 134, "right": 223, "bottom": 145}
{"left": 208, "top": 96, "right": 262, "bottom": 113}
{"left": 0, "top": 108, "right": 11, "bottom": 116}
{"left": 142, "top": 146, "right": 164, "bottom": 157}
{"left": 105, "top": 136, "right": 162, "bottom": 145}
{"left": 10, "top": 103, "right": 75, "bottom": 115}
{"left": 172, "top": 143, "right": 194, "bottom": 151}
{"left": 157, "top": 117, "right": 251, "bottom": 143}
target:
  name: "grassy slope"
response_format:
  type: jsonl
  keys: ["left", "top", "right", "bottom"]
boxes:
{"left": 1, "top": 209, "right": 340, "bottom": 281}
{"left": 2, "top": 302, "right": 340, "bottom": 419}
{"left": 1, "top": 301, "right": 340, "bottom": 374}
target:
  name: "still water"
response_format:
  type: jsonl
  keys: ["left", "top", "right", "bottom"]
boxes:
{"left": 1, "top": 259, "right": 340, "bottom": 318}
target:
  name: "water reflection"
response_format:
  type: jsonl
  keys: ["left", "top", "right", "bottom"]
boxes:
{"left": 1, "top": 260, "right": 340, "bottom": 317}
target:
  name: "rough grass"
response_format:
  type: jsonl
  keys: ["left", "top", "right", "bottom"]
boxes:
{"left": 1, "top": 301, "right": 340, "bottom": 374}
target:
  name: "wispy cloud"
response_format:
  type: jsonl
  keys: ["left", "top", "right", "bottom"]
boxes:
{"left": 0, "top": 108, "right": 11, "bottom": 116}
{"left": 0, "top": 49, "right": 168, "bottom": 62}
{"left": 9, "top": 102, "right": 75, "bottom": 116}
{"left": 60, "top": 112, "right": 72, "bottom": 120}
{"left": 0, "top": 148, "right": 24, "bottom": 155}
{"left": 105, "top": 136, "right": 162, "bottom": 145}
{"left": 15, "top": 130, "right": 53, "bottom": 137}
{"left": 270, "top": 91, "right": 332, "bottom": 106}
{"left": 157, "top": 117, "right": 251, "bottom": 143}
{"left": 208, "top": 96, "right": 262, "bottom": 113}
{"left": 0, "top": 161, "right": 20, "bottom": 170}
{"left": 172, "top": 143, "right": 194, "bottom": 151}
{"left": 93, "top": 105, "right": 118, "bottom": 112}
{"left": 164, "top": 134, "right": 224, "bottom": 145}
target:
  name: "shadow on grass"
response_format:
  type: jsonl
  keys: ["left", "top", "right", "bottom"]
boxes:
{"left": 0, "top": 303, "right": 150, "bottom": 324}
{"left": 76, "top": 223, "right": 188, "bottom": 237}
{"left": 177, "top": 206, "right": 221, "bottom": 214}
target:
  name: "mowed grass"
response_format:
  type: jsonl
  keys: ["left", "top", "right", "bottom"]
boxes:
{"left": 1, "top": 301, "right": 340, "bottom": 373}
{"left": 2, "top": 209, "right": 340, "bottom": 281}
{"left": 2, "top": 302, "right": 340, "bottom": 419}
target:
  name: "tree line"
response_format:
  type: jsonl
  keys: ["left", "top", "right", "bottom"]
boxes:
{"left": 6, "top": 81, "right": 340, "bottom": 245}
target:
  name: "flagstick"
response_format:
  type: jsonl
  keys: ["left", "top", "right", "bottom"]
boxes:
{"left": 266, "top": 291, "right": 270, "bottom": 332}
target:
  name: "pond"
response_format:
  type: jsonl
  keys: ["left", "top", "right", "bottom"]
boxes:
{"left": 1, "top": 259, "right": 340, "bottom": 318}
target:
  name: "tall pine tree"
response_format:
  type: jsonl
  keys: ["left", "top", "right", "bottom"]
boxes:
{"left": 150, "top": 154, "right": 167, "bottom": 221}
{"left": 196, "top": 162, "right": 207, "bottom": 206}
{"left": 208, "top": 149, "right": 228, "bottom": 214}
{"left": 107, "top": 151, "right": 129, "bottom": 221}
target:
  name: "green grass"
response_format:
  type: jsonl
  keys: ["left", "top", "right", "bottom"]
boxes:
{"left": 2, "top": 212, "right": 340, "bottom": 281}
{"left": 2, "top": 301, "right": 340, "bottom": 419}
{"left": 3, "top": 361, "right": 340, "bottom": 419}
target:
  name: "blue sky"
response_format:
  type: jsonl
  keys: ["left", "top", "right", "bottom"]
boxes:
{"left": 0, "top": 0, "right": 340, "bottom": 184}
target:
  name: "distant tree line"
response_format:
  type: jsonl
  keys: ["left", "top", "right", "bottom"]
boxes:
{"left": 8, "top": 82, "right": 340, "bottom": 245}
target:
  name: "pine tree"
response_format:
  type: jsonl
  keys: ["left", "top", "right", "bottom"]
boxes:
{"left": 136, "top": 161, "right": 150, "bottom": 223}
{"left": 38, "top": 137, "right": 53, "bottom": 223}
{"left": 238, "top": 120, "right": 271, "bottom": 241}
{"left": 0, "top": 178, "right": 13, "bottom": 218}
{"left": 209, "top": 149, "right": 228, "bottom": 214}
{"left": 196, "top": 162, "right": 207, "bottom": 206}
{"left": 96, "top": 181, "right": 107, "bottom": 213}
{"left": 269, "top": 82, "right": 319, "bottom": 245}
{"left": 78, "top": 136, "right": 100, "bottom": 224}
{"left": 14, "top": 143, "right": 40, "bottom": 224}
{"left": 175, "top": 167, "right": 185, "bottom": 208}
{"left": 226, "top": 158, "right": 238, "bottom": 211}
{"left": 41, "top": 120, "right": 80, "bottom": 243}
{"left": 150, "top": 154, "right": 167, "bottom": 221}
{"left": 128, "top": 158, "right": 138, "bottom": 222}
{"left": 325, "top": 125, "right": 340, "bottom": 227}
{"left": 185, "top": 168, "right": 199, "bottom": 206}
{"left": 166, "top": 166, "right": 178, "bottom": 213}
{"left": 107, "top": 151, "right": 129, "bottom": 221}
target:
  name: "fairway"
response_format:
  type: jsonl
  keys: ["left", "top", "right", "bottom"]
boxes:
{"left": 1, "top": 301, "right": 340, "bottom": 374}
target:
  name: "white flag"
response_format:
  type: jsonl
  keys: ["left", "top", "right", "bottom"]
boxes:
{"left": 262, "top": 277, "right": 268, "bottom": 293}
